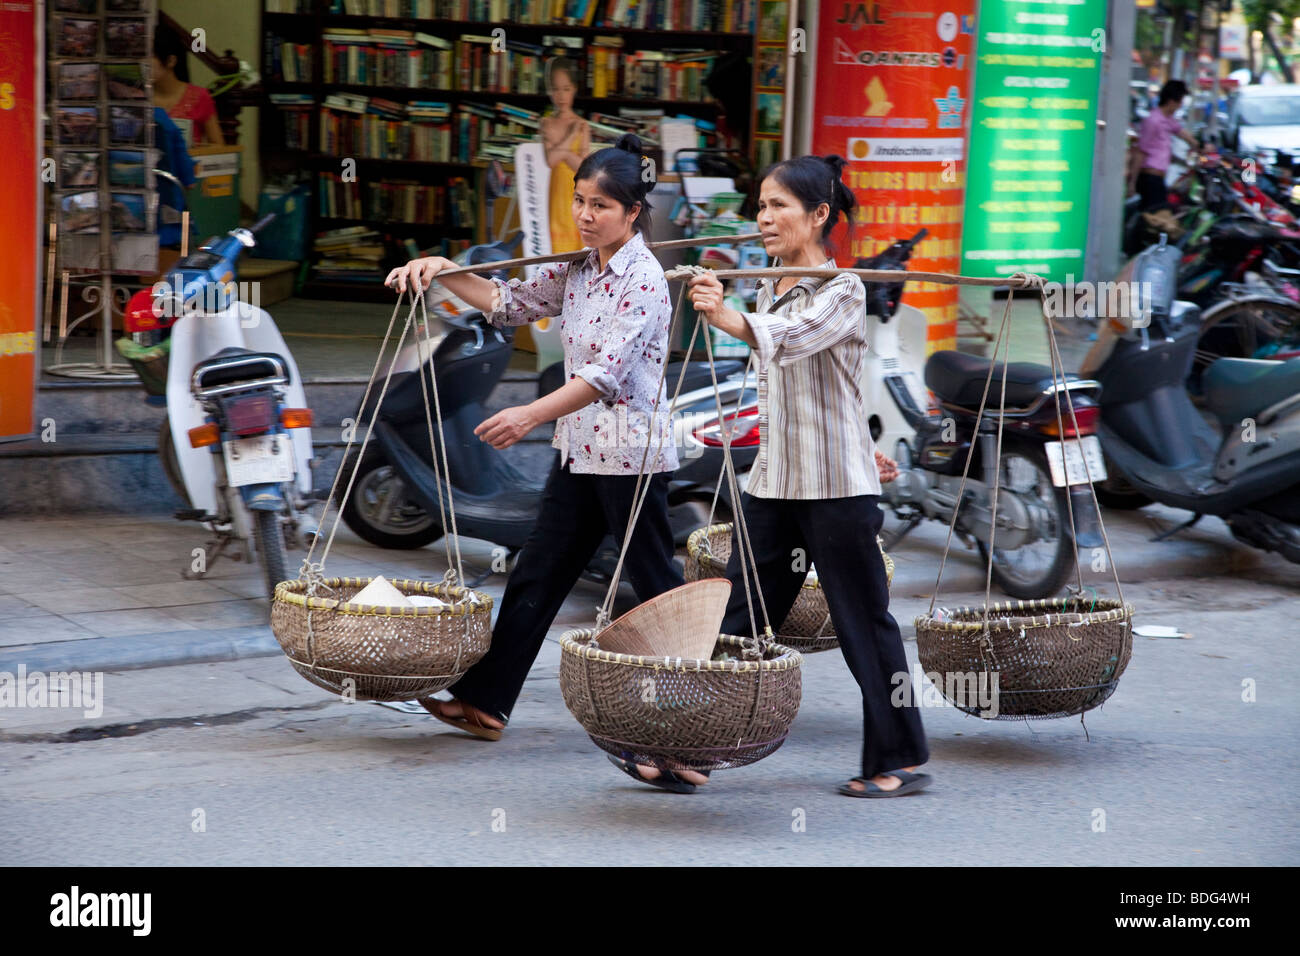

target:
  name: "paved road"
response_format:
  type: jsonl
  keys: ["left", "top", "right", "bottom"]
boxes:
{"left": 2, "top": 507, "right": 1296, "bottom": 865}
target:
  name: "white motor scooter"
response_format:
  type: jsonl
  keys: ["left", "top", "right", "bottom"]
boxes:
{"left": 123, "top": 215, "right": 317, "bottom": 599}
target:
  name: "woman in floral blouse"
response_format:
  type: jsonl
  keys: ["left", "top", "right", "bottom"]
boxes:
{"left": 385, "top": 135, "right": 703, "bottom": 790}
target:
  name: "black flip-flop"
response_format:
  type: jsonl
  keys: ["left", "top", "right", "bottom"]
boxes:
{"left": 838, "top": 769, "right": 932, "bottom": 798}
{"left": 607, "top": 755, "right": 698, "bottom": 794}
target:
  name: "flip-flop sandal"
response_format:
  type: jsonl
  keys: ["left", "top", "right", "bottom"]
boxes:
{"left": 838, "top": 769, "right": 932, "bottom": 798}
{"left": 606, "top": 755, "right": 698, "bottom": 794}
{"left": 418, "top": 697, "right": 504, "bottom": 741}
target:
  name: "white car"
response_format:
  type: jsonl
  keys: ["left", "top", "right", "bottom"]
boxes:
{"left": 1226, "top": 84, "right": 1300, "bottom": 165}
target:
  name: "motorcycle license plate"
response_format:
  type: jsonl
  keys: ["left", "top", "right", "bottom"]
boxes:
{"left": 1044, "top": 436, "right": 1107, "bottom": 487}
{"left": 223, "top": 436, "right": 294, "bottom": 487}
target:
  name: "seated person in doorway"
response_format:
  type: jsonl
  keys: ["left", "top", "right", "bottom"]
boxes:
{"left": 151, "top": 23, "right": 225, "bottom": 148}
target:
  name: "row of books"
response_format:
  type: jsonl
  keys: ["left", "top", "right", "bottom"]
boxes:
{"left": 313, "top": 226, "right": 385, "bottom": 280}
{"left": 321, "top": 103, "right": 457, "bottom": 163}
{"left": 269, "top": 29, "right": 720, "bottom": 103}
{"left": 455, "top": 37, "right": 547, "bottom": 95}
{"left": 324, "top": 43, "right": 453, "bottom": 89}
{"left": 624, "top": 54, "right": 713, "bottom": 102}
{"left": 310, "top": 226, "right": 472, "bottom": 283}
{"left": 269, "top": 93, "right": 314, "bottom": 150}
{"left": 271, "top": 91, "right": 672, "bottom": 161}
{"left": 317, "top": 172, "right": 476, "bottom": 227}
{"left": 266, "top": 36, "right": 314, "bottom": 84}
{"left": 326, "top": 0, "right": 758, "bottom": 32}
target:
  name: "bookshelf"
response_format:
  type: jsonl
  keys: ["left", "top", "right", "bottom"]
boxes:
{"left": 259, "top": 0, "right": 765, "bottom": 302}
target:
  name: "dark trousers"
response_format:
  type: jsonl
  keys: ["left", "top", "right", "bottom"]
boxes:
{"left": 450, "top": 459, "right": 684, "bottom": 722}
{"left": 1136, "top": 171, "right": 1168, "bottom": 212}
{"left": 720, "top": 493, "right": 929, "bottom": 779}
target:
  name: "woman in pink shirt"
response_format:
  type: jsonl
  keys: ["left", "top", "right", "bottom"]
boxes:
{"left": 151, "top": 26, "right": 224, "bottom": 147}
{"left": 1129, "top": 80, "right": 1198, "bottom": 211}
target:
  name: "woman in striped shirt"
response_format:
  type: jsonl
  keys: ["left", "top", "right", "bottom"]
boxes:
{"left": 686, "top": 155, "right": 932, "bottom": 798}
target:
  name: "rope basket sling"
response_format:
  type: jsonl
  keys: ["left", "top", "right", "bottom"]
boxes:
{"left": 271, "top": 577, "right": 492, "bottom": 701}
{"left": 685, "top": 522, "right": 895, "bottom": 652}
{"left": 913, "top": 274, "right": 1136, "bottom": 721}
{"left": 552, "top": 274, "right": 807, "bottom": 772}
{"left": 269, "top": 288, "right": 494, "bottom": 701}
{"left": 914, "top": 597, "right": 1133, "bottom": 719}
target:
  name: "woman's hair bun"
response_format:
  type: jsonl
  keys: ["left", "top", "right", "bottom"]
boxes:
{"left": 615, "top": 132, "right": 644, "bottom": 155}
{"left": 822, "top": 154, "right": 848, "bottom": 177}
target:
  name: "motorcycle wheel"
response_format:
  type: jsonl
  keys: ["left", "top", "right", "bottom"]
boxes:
{"left": 976, "top": 442, "right": 1074, "bottom": 600}
{"left": 158, "top": 420, "right": 192, "bottom": 508}
{"left": 338, "top": 450, "right": 443, "bottom": 550}
{"left": 1192, "top": 297, "right": 1300, "bottom": 393}
{"left": 253, "top": 509, "right": 289, "bottom": 601}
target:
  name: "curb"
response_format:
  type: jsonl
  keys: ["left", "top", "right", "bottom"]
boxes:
{"left": 0, "top": 626, "right": 281, "bottom": 675}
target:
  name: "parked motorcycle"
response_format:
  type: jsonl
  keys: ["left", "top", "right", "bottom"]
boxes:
{"left": 861, "top": 230, "right": 1105, "bottom": 599}
{"left": 1080, "top": 258, "right": 1300, "bottom": 563}
{"left": 122, "top": 215, "right": 317, "bottom": 599}
{"left": 339, "top": 235, "right": 758, "bottom": 584}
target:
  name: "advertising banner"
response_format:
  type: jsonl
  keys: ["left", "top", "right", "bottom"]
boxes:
{"left": 959, "top": 0, "right": 1107, "bottom": 282}
{"left": 512, "top": 142, "right": 563, "bottom": 368}
{"left": 811, "top": 0, "right": 979, "bottom": 351}
{"left": 0, "top": 1, "right": 39, "bottom": 442}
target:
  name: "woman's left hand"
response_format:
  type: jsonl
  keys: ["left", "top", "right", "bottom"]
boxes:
{"left": 475, "top": 406, "right": 538, "bottom": 449}
{"left": 875, "top": 450, "right": 899, "bottom": 483}
{"left": 688, "top": 272, "right": 727, "bottom": 323}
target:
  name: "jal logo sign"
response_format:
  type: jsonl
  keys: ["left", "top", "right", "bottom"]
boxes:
{"left": 836, "top": 3, "right": 886, "bottom": 26}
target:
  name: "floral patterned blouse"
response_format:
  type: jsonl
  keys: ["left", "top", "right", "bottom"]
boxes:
{"left": 485, "top": 231, "right": 679, "bottom": 475}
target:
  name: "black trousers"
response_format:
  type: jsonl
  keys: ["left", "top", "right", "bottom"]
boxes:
{"left": 1136, "top": 171, "right": 1168, "bottom": 212}
{"left": 450, "top": 459, "right": 684, "bottom": 722}
{"left": 720, "top": 493, "right": 929, "bottom": 779}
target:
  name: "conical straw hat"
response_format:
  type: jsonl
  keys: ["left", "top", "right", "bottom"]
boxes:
{"left": 594, "top": 579, "right": 731, "bottom": 660}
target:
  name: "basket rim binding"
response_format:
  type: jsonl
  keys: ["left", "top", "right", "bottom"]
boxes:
{"left": 273, "top": 576, "right": 494, "bottom": 618}
{"left": 687, "top": 523, "right": 824, "bottom": 593}
{"left": 914, "top": 597, "right": 1134, "bottom": 633}
{"left": 687, "top": 523, "right": 894, "bottom": 594}
{"left": 559, "top": 628, "right": 803, "bottom": 673}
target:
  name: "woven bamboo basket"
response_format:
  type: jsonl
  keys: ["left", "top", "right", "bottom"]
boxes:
{"left": 684, "top": 523, "right": 895, "bottom": 653}
{"left": 270, "top": 577, "right": 493, "bottom": 701}
{"left": 559, "top": 630, "right": 803, "bottom": 772}
{"left": 914, "top": 597, "right": 1134, "bottom": 719}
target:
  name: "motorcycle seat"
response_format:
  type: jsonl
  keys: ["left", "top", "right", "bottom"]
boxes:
{"left": 192, "top": 347, "right": 290, "bottom": 389}
{"left": 1202, "top": 357, "right": 1300, "bottom": 429}
{"left": 924, "top": 350, "right": 1074, "bottom": 409}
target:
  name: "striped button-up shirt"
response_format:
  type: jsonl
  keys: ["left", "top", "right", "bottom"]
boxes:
{"left": 738, "top": 258, "right": 880, "bottom": 499}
